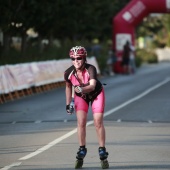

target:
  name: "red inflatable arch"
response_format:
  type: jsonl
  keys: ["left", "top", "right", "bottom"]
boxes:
{"left": 113, "top": 0, "right": 170, "bottom": 73}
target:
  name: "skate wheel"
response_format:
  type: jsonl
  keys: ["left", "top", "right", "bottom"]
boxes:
{"left": 75, "top": 159, "right": 83, "bottom": 169}
{"left": 101, "top": 159, "right": 109, "bottom": 169}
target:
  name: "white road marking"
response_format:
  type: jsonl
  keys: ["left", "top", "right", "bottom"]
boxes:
{"left": 0, "top": 162, "right": 22, "bottom": 170}
{"left": 104, "top": 77, "right": 170, "bottom": 117}
{"left": 148, "top": 120, "right": 153, "bottom": 123}
{"left": 19, "top": 128, "right": 78, "bottom": 160}
{"left": 1, "top": 77, "right": 170, "bottom": 169}
{"left": 35, "top": 120, "right": 42, "bottom": 123}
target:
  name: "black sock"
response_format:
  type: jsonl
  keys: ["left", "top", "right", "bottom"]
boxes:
{"left": 80, "top": 145, "right": 86, "bottom": 149}
{"left": 99, "top": 146, "right": 106, "bottom": 150}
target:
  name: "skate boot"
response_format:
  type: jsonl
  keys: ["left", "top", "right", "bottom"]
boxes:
{"left": 98, "top": 147, "right": 109, "bottom": 169}
{"left": 75, "top": 147, "right": 87, "bottom": 169}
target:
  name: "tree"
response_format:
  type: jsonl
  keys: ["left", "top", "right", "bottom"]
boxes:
{"left": 0, "top": 0, "right": 130, "bottom": 60}
{"left": 136, "top": 14, "right": 170, "bottom": 48}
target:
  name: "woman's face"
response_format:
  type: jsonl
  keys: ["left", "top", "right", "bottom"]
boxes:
{"left": 71, "top": 56, "right": 84, "bottom": 70}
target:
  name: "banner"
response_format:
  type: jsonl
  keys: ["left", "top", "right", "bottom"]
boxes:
{"left": 0, "top": 57, "right": 100, "bottom": 94}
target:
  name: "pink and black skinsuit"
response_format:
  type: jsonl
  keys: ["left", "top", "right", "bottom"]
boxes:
{"left": 64, "top": 63, "right": 105, "bottom": 114}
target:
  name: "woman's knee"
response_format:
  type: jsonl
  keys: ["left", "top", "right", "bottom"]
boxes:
{"left": 94, "top": 119, "right": 103, "bottom": 129}
{"left": 77, "top": 112, "right": 87, "bottom": 128}
{"left": 77, "top": 120, "right": 86, "bottom": 128}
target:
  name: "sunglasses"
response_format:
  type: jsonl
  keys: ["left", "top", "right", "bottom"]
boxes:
{"left": 71, "top": 57, "right": 83, "bottom": 61}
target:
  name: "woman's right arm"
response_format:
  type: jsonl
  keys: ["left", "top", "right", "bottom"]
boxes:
{"left": 65, "top": 81, "right": 72, "bottom": 105}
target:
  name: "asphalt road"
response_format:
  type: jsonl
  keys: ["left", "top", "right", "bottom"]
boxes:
{"left": 0, "top": 62, "right": 170, "bottom": 170}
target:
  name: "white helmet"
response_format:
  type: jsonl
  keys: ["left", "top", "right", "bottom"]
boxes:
{"left": 69, "top": 46, "right": 87, "bottom": 58}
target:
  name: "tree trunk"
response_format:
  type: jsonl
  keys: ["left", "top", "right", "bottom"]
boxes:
{"left": 2, "top": 31, "right": 11, "bottom": 56}
{"left": 21, "top": 31, "right": 27, "bottom": 57}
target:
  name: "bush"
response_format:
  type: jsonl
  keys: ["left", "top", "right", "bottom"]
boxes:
{"left": 136, "top": 48, "right": 158, "bottom": 65}
{"left": 135, "top": 55, "right": 143, "bottom": 67}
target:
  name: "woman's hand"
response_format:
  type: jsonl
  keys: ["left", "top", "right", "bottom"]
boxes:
{"left": 75, "top": 86, "right": 83, "bottom": 93}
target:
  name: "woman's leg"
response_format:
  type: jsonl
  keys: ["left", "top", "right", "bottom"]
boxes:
{"left": 74, "top": 95, "right": 89, "bottom": 146}
{"left": 91, "top": 89, "right": 106, "bottom": 147}
{"left": 76, "top": 110, "right": 87, "bottom": 146}
{"left": 93, "top": 113, "right": 106, "bottom": 147}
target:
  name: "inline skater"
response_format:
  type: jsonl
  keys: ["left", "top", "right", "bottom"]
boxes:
{"left": 64, "top": 46, "right": 109, "bottom": 169}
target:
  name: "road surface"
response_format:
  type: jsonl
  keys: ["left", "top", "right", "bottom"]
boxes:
{"left": 0, "top": 62, "right": 170, "bottom": 170}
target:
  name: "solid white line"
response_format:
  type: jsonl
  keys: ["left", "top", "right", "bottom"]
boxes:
{"left": 12, "top": 77, "right": 169, "bottom": 162}
{"left": 35, "top": 120, "right": 41, "bottom": 123}
{"left": 19, "top": 128, "right": 77, "bottom": 160}
{"left": 0, "top": 162, "right": 22, "bottom": 170}
{"left": 103, "top": 77, "right": 170, "bottom": 117}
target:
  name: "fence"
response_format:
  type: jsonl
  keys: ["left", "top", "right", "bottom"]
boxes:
{"left": 0, "top": 57, "right": 100, "bottom": 104}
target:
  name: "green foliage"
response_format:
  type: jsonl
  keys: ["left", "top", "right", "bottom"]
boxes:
{"left": 136, "top": 48, "right": 158, "bottom": 66}
{"left": 136, "top": 14, "right": 170, "bottom": 48}
{"left": 137, "top": 15, "right": 163, "bottom": 37}
{"left": 0, "top": 0, "right": 131, "bottom": 72}
{"left": 0, "top": 0, "right": 130, "bottom": 41}
{"left": 135, "top": 54, "right": 142, "bottom": 68}
{"left": 0, "top": 39, "right": 110, "bottom": 73}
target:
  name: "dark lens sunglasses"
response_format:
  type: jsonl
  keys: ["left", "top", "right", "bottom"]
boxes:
{"left": 71, "top": 57, "right": 83, "bottom": 61}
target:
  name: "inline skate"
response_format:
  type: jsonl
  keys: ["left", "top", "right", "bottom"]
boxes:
{"left": 75, "top": 147, "right": 87, "bottom": 169}
{"left": 98, "top": 147, "right": 109, "bottom": 169}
